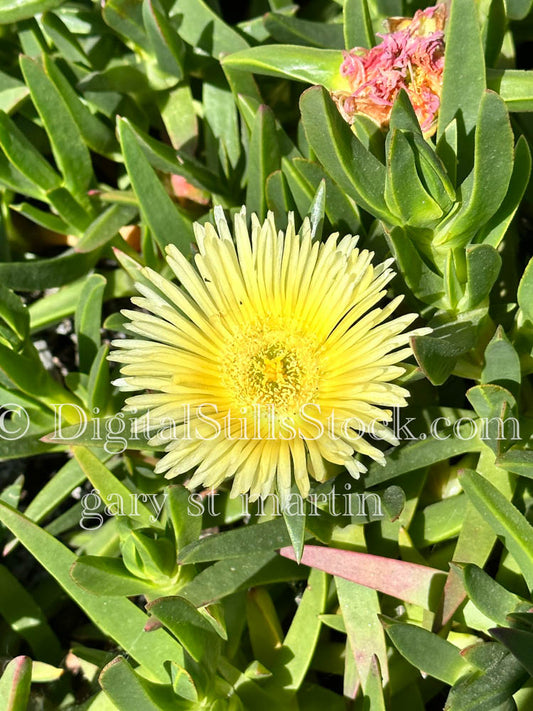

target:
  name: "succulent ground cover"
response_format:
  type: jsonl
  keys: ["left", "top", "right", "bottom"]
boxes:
{"left": 0, "top": 0, "right": 533, "bottom": 709}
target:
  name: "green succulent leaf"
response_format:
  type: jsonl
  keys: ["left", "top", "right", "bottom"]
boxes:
{"left": 266, "top": 170, "right": 295, "bottom": 222}
{"left": 0, "top": 501, "right": 184, "bottom": 681}
{"left": 410, "top": 494, "right": 467, "bottom": 546}
{"left": 42, "top": 55, "right": 119, "bottom": 158}
{"left": 0, "top": 0, "right": 63, "bottom": 23}
{"left": 178, "top": 518, "right": 291, "bottom": 564}
{"left": 459, "top": 469, "right": 533, "bottom": 590}
{"left": 264, "top": 13, "right": 345, "bottom": 49}
{"left": 300, "top": 85, "right": 391, "bottom": 221}
{"left": 445, "top": 646, "right": 527, "bottom": 711}
{"left": 72, "top": 448, "right": 162, "bottom": 530}
{"left": 481, "top": 328, "right": 521, "bottom": 399}
{"left": 75, "top": 274, "right": 106, "bottom": 374}
{"left": 0, "top": 284, "right": 29, "bottom": 344}
{"left": 77, "top": 203, "right": 138, "bottom": 253}
{"left": 246, "top": 587, "right": 284, "bottom": 669}
{"left": 70, "top": 555, "right": 162, "bottom": 597}
{"left": 0, "top": 70, "right": 28, "bottom": 113}
{"left": 179, "top": 552, "right": 300, "bottom": 606}
{"left": 437, "top": 92, "right": 514, "bottom": 247}
{"left": 0, "top": 111, "right": 60, "bottom": 192}
{"left": 143, "top": 0, "right": 185, "bottom": 81}
{"left": 365, "top": 429, "right": 481, "bottom": 487}
{"left": 99, "top": 656, "right": 177, "bottom": 711}
{"left": 282, "top": 506, "right": 306, "bottom": 565}
{"left": 382, "top": 618, "right": 470, "bottom": 685}
{"left": 223, "top": 46, "right": 346, "bottom": 90}
{"left": 146, "top": 596, "right": 221, "bottom": 663}
{"left": 505, "top": 0, "right": 533, "bottom": 21}
{"left": 496, "top": 448, "right": 533, "bottom": 479}
{"left": 386, "top": 129, "right": 444, "bottom": 226}
{"left": 487, "top": 69, "right": 533, "bottom": 112}
{"left": 19, "top": 55, "right": 94, "bottom": 198}
{"left": 120, "top": 119, "right": 222, "bottom": 195}
{"left": 490, "top": 627, "right": 533, "bottom": 677}
{"left": 387, "top": 226, "right": 445, "bottom": 307}
{"left": 0, "top": 565, "right": 61, "bottom": 662}
{"left": 336, "top": 575, "right": 388, "bottom": 690}
{"left": 343, "top": 0, "right": 375, "bottom": 49}
{"left": 246, "top": 105, "right": 281, "bottom": 219}
{"left": 0, "top": 656, "right": 32, "bottom": 711}
{"left": 174, "top": 0, "right": 249, "bottom": 56}
{"left": 480, "top": 0, "right": 506, "bottom": 66}
{"left": 281, "top": 157, "right": 361, "bottom": 235}
{"left": 268, "top": 568, "right": 328, "bottom": 691}
{"left": 462, "top": 244, "right": 501, "bottom": 309}
{"left": 455, "top": 563, "right": 527, "bottom": 626}
{"left": 437, "top": 0, "right": 486, "bottom": 146}
{"left": 102, "top": 0, "right": 150, "bottom": 51}
{"left": 40, "top": 12, "right": 90, "bottom": 66}
{"left": 518, "top": 256, "right": 533, "bottom": 324}
{"left": 118, "top": 117, "right": 193, "bottom": 254}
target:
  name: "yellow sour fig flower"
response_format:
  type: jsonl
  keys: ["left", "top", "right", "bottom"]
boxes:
{"left": 110, "top": 208, "right": 427, "bottom": 503}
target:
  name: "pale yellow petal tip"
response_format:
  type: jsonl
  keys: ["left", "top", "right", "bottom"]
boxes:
{"left": 112, "top": 209, "right": 426, "bottom": 501}
{"left": 409, "top": 325, "right": 433, "bottom": 338}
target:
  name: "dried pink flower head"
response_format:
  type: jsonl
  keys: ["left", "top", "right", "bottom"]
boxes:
{"left": 332, "top": 4, "right": 446, "bottom": 136}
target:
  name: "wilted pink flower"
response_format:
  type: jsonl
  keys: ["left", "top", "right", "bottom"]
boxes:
{"left": 332, "top": 4, "right": 446, "bottom": 136}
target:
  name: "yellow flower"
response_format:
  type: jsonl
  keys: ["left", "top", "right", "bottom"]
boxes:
{"left": 110, "top": 208, "right": 425, "bottom": 503}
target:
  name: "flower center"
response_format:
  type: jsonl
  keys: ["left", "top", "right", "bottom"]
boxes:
{"left": 223, "top": 322, "right": 320, "bottom": 414}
